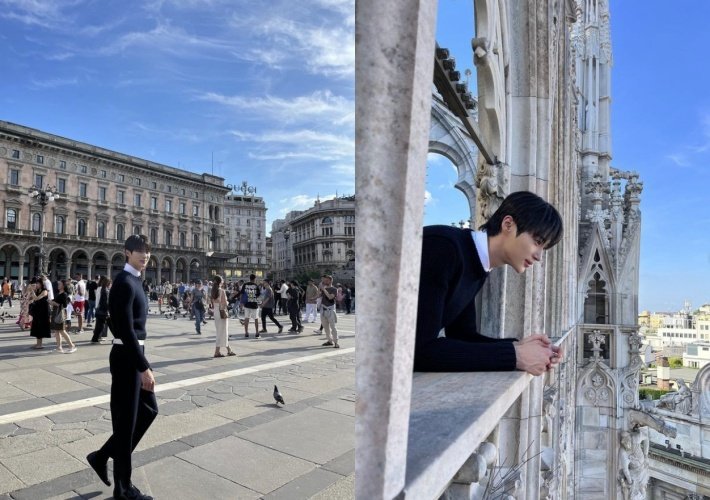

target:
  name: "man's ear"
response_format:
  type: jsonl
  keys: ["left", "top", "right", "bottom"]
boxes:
{"left": 501, "top": 215, "right": 515, "bottom": 234}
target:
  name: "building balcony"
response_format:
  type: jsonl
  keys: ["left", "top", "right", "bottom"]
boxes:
{"left": 97, "top": 200, "right": 109, "bottom": 208}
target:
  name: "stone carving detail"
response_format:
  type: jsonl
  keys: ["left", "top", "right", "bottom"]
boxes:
{"left": 618, "top": 430, "right": 649, "bottom": 500}
{"left": 657, "top": 379, "right": 693, "bottom": 415}
{"left": 619, "top": 410, "right": 676, "bottom": 500}
{"left": 475, "top": 160, "right": 509, "bottom": 221}
{"left": 619, "top": 331, "right": 644, "bottom": 407}
{"left": 0, "top": 147, "right": 6, "bottom": 155}
{"left": 598, "top": 0, "right": 612, "bottom": 64}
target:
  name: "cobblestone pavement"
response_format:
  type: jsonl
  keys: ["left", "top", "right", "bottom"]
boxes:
{"left": 0, "top": 303, "right": 355, "bottom": 499}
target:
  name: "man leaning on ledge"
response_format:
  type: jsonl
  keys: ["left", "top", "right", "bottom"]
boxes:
{"left": 414, "top": 191, "right": 563, "bottom": 375}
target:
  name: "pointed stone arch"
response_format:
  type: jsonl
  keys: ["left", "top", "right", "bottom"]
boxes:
{"left": 579, "top": 226, "right": 616, "bottom": 324}
{"left": 428, "top": 97, "right": 479, "bottom": 219}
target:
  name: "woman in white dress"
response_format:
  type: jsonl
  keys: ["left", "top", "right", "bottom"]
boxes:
{"left": 210, "top": 275, "right": 236, "bottom": 358}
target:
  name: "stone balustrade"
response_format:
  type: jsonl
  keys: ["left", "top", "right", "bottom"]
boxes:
{"left": 399, "top": 328, "right": 576, "bottom": 499}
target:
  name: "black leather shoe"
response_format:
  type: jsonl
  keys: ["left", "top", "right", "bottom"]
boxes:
{"left": 113, "top": 483, "right": 153, "bottom": 500}
{"left": 86, "top": 451, "right": 110, "bottom": 486}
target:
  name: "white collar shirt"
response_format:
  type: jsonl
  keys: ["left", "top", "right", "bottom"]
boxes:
{"left": 471, "top": 230, "right": 492, "bottom": 273}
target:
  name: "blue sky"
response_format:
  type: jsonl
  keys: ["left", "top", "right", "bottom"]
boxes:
{"left": 428, "top": 2, "right": 710, "bottom": 313}
{"left": 0, "top": 0, "right": 354, "bottom": 229}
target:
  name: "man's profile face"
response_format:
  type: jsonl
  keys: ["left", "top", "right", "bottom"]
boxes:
{"left": 126, "top": 250, "right": 150, "bottom": 272}
{"left": 499, "top": 218, "right": 546, "bottom": 274}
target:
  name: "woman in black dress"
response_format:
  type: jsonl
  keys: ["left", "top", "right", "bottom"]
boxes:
{"left": 50, "top": 279, "right": 77, "bottom": 353}
{"left": 29, "top": 277, "right": 51, "bottom": 349}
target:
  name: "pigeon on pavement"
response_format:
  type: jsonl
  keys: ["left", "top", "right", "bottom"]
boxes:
{"left": 273, "top": 385, "right": 285, "bottom": 405}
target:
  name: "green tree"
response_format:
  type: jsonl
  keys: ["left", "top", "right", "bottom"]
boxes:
{"left": 668, "top": 356, "right": 683, "bottom": 368}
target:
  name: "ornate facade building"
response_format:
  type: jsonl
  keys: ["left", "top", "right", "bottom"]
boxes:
{"left": 270, "top": 196, "right": 355, "bottom": 283}
{"left": 0, "top": 120, "right": 232, "bottom": 284}
{"left": 357, "top": 0, "right": 708, "bottom": 499}
{"left": 222, "top": 186, "right": 268, "bottom": 280}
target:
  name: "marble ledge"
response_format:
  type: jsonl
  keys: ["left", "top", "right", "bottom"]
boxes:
{"left": 401, "top": 369, "right": 532, "bottom": 499}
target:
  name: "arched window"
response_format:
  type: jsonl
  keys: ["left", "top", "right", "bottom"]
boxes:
{"left": 133, "top": 225, "right": 141, "bottom": 235}
{"left": 214, "top": 206, "right": 220, "bottom": 221}
{"left": 165, "top": 230, "right": 172, "bottom": 246}
{"left": 6, "top": 208, "right": 17, "bottom": 229}
{"left": 116, "top": 223, "right": 125, "bottom": 241}
{"left": 193, "top": 233, "right": 199, "bottom": 248}
{"left": 150, "top": 228, "right": 158, "bottom": 244}
{"left": 32, "top": 213, "right": 41, "bottom": 233}
{"left": 97, "top": 221, "right": 106, "bottom": 239}
{"left": 322, "top": 216, "right": 333, "bottom": 224}
{"left": 584, "top": 272, "right": 608, "bottom": 324}
{"left": 179, "top": 232, "right": 186, "bottom": 247}
{"left": 55, "top": 215, "right": 65, "bottom": 234}
{"left": 77, "top": 218, "right": 87, "bottom": 236}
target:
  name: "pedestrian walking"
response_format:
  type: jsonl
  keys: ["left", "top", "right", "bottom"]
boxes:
{"left": 1, "top": 278, "right": 12, "bottom": 308}
{"left": 259, "top": 280, "right": 283, "bottom": 334}
{"left": 17, "top": 279, "right": 35, "bottom": 330}
{"left": 86, "top": 234, "right": 157, "bottom": 500}
{"left": 210, "top": 275, "right": 235, "bottom": 358}
{"left": 240, "top": 274, "right": 261, "bottom": 338}
{"left": 287, "top": 281, "right": 303, "bottom": 333}
{"left": 90, "top": 277, "right": 112, "bottom": 343}
{"left": 50, "top": 279, "right": 77, "bottom": 353}
{"left": 28, "top": 278, "right": 50, "bottom": 349}
{"left": 191, "top": 281, "right": 207, "bottom": 335}
{"left": 319, "top": 275, "right": 339, "bottom": 348}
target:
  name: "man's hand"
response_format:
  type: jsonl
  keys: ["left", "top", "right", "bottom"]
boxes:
{"left": 513, "top": 334, "right": 555, "bottom": 376}
{"left": 140, "top": 369, "right": 155, "bottom": 392}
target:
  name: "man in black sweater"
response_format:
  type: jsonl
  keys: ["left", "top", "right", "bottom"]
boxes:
{"left": 87, "top": 235, "right": 157, "bottom": 500}
{"left": 414, "top": 191, "right": 564, "bottom": 375}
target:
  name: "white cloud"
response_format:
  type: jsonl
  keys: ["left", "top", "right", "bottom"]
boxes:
{"left": 257, "top": 19, "right": 354, "bottom": 78}
{"left": 45, "top": 52, "right": 74, "bottom": 61}
{"left": 98, "top": 22, "right": 234, "bottom": 57}
{"left": 666, "top": 153, "right": 691, "bottom": 167}
{"left": 0, "top": 0, "right": 82, "bottom": 28}
{"left": 230, "top": 129, "right": 353, "bottom": 163}
{"left": 278, "top": 193, "right": 338, "bottom": 215}
{"left": 29, "top": 77, "right": 78, "bottom": 89}
{"left": 198, "top": 90, "right": 353, "bottom": 126}
{"left": 424, "top": 190, "right": 434, "bottom": 205}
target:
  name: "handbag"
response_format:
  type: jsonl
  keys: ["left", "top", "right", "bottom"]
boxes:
{"left": 219, "top": 308, "right": 228, "bottom": 319}
{"left": 52, "top": 306, "right": 65, "bottom": 325}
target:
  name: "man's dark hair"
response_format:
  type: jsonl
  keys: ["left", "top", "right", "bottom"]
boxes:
{"left": 124, "top": 234, "right": 151, "bottom": 261}
{"left": 250, "top": 274, "right": 256, "bottom": 281}
{"left": 480, "top": 191, "right": 563, "bottom": 249}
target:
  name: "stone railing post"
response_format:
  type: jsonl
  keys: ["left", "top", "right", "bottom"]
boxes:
{"left": 355, "top": 0, "right": 438, "bottom": 498}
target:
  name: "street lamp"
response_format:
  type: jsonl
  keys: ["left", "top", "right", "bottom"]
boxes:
{"left": 28, "top": 185, "right": 58, "bottom": 275}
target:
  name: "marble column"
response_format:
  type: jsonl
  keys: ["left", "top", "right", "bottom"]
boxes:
{"left": 355, "top": 0, "right": 438, "bottom": 498}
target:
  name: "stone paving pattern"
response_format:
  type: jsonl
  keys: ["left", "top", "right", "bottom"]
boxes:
{"left": 0, "top": 303, "right": 355, "bottom": 499}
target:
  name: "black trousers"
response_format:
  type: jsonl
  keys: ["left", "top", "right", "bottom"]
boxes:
{"left": 91, "top": 315, "right": 109, "bottom": 342}
{"left": 99, "top": 345, "right": 158, "bottom": 489}
{"left": 288, "top": 304, "right": 302, "bottom": 330}
{"left": 260, "top": 307, "right": 282, "bottom": 329}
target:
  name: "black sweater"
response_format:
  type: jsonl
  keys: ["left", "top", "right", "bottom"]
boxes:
{"left": 109, "top": 270, "right": 150, "bottom": 372}
{"left": 413, "top": 225, "right": 516, "bottom": 372}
